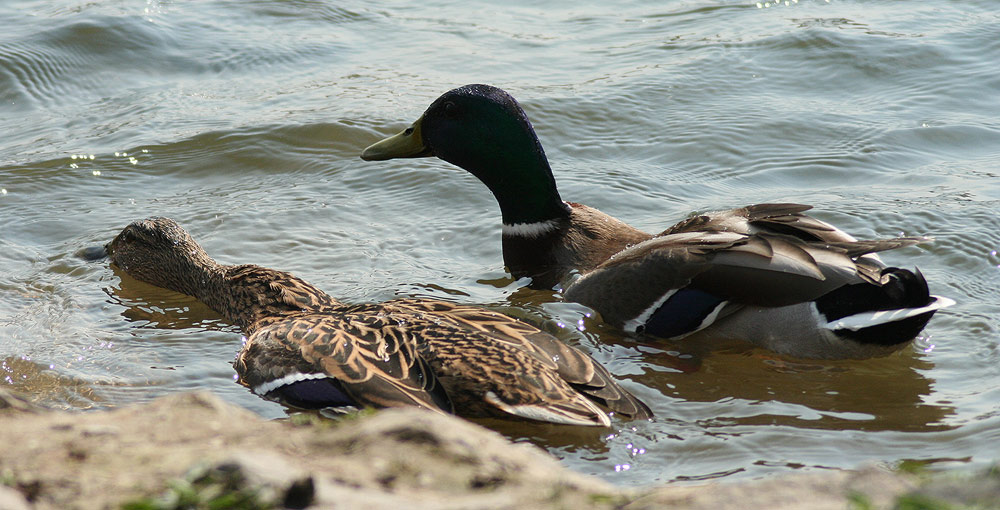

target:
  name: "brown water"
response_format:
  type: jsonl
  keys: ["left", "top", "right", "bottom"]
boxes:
{"left": 2, "top": 0, "right": 1000, "bottom": 486}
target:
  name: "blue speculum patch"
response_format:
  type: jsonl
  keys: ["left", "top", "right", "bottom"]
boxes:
{"left": 643, "top": 288, "right": 725, "bottom": 339}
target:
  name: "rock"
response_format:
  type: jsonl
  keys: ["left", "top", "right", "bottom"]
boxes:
{"left": 0, "top": 391, "right": 988, "bottom": 510}
{"left": 143, "top": 452, "right": 316, "bottom": 510}
{"left": 914, "top": 469, "right": 1000, "bottom": 508}
{"left": 0, "top": 486, "right": 32, "bottom": 510}
{"left": 624, "top": 465, "right": 915, "bottom": 510}
{"left": 0, "top": 392, "right": 622, "bottom": 510}
{"left": 307, "top": 407, "right": 613, "bottom": 492}
{"left": 209, "top": 451, "right": 315, "bottom": 509}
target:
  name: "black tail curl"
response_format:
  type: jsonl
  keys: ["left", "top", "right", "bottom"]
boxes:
{"left": 816, "top": 267, "right": 936, "bottom": 347}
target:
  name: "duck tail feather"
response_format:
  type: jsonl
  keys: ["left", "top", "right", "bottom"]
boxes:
{"left": 483, "top": 391, "right": 611, "bottom": 427}
{"left": 817, "top": 267, "right": 954, "bottom": 346}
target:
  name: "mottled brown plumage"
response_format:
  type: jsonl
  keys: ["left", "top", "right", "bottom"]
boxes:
{"left": 107, "top": 217, "right": 651, "bottom": 426}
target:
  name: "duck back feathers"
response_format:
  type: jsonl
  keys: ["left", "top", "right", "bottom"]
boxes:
{"left": 108, "top": 217, "right": 650, "bottom": 425}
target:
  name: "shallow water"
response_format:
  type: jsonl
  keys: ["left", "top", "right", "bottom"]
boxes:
{"left": 2, "top": 0, "right": 1000, "bottom": 486}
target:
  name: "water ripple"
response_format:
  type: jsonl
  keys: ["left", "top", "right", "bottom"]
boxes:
{"left": 2, "top": 0, "right": 1000, "bottom": 488}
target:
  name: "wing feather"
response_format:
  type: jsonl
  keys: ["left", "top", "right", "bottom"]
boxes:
{"left": 237, "top": 310, "right": 454, "bottom": 414}
{"left": 565, "top": 231, "right": 931, "bottom": 331}
{"left": 384, "top": 299, "right": 652, "bottom": 420}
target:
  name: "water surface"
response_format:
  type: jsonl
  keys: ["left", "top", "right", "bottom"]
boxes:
{"left": 2, "top": 0, "right": 1000, "bottom": 485}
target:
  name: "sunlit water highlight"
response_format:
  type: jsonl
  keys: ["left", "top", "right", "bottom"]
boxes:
{"left": 2, "top": 0, "right": 999, "bottom": 486}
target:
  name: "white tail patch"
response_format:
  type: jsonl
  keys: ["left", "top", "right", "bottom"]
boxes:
{"left": 502, "top": 219, "right": 560, "bottom": 238}
{"left": 824, "top": 295, "right": 956, "bottom": 331}
{"left": 484, "top": 391, "right": 610, "bottom": 427}
{"left": 253, "top": 372, "right": 332, "bottom": 395}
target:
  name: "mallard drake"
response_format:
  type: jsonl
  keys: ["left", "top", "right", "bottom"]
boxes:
{"left": 106, "top": 217, "right": 651, "bottom": 426}
{"left": 360, "top": 84, "right": 953, "bottom": 359}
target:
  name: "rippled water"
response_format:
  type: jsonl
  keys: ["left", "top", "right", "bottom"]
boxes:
{"left": 2, "top": 0, "right": 1000, "bottom": 486}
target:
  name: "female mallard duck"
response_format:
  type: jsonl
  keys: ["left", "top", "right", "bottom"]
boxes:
{"left": 106, "top": 217, "right": 651, "bottom": 426}
{"left": 360, "top": 84, "right": 953, "bottom": 359}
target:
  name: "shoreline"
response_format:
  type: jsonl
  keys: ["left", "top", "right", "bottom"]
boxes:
{"left": 0, "top": 390, "right": 995, "bottom": 510}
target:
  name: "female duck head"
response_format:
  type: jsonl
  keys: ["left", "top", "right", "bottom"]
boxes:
{"left": 107, "top": 217, "right": 218, "bottom": 294}
{"left": 362, "top": 84, "right": 569, "bottom": 226}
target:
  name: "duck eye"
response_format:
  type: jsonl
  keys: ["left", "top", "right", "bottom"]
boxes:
{"left": 442, "top": 101, "right": 456, "bottom": 115}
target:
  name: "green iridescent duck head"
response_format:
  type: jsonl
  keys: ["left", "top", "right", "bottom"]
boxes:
{"left": 362, "top": 84, "right": 570, "bottom": 226}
